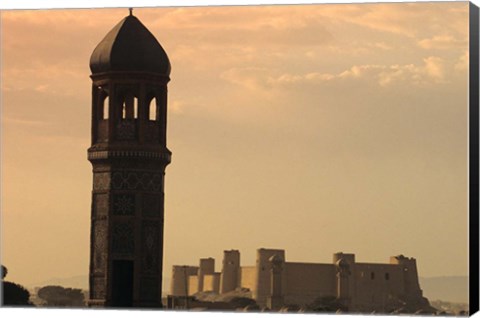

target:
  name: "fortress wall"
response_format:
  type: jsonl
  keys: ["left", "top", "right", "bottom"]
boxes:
{"left": 170, "top": 251, "right": 427, "bottom": 312}
{"left": 283, "top": 262, "right": 336, "bottom": 306}
{"left": 188, "top": 276, "right": 199, "bottom": 296}
{"left": 203, "top": 273, "right": 221, "bottom": 293}
{"left": 351, "top": 263, "right": 404, "bottom": 311}
{"left": 240, "top": 266, "right": 257, "bottom": 293}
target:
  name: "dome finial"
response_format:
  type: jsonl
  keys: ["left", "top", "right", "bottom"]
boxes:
{"left": 129, "top": 7, "right": 133, "bottom": 16}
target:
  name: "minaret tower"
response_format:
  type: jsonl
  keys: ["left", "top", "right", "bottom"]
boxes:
{"left": 87, "top": 11, "right": 171, "bottom": 308}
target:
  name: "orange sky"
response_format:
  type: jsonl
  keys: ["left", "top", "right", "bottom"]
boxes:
{"left": 1, "top": 2, "right": 470, "bottom": 291}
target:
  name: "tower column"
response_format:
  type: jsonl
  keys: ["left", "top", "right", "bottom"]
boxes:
{"left": 88, "top": 12, "right": 171, "bottom": 308}
{"left": 220, "top": 250, "right": 240, "bottom": 294}
{"left": 267, "top": 254, "right": 284, "bottom": 310}
{"left": 335, "top": 258, "right": 351, "bottom": 310}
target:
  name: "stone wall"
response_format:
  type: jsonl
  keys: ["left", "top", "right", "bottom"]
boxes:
{"left": 188, "top": 276, "right": 199, "bottom": 296}
{"left": 169, "top": 249, "right": 430, "bottom": 313}
{"left": 203, "top": 273, "right": 221, "bottom": 293}
{"left": 351, "top": 263, "right": 404, "bottom": 312}
{"left": 283, "top": 262, "right": 336, "bottom": 306}
{"left": 240, "top": 266, "right": 257, "bottom": 293}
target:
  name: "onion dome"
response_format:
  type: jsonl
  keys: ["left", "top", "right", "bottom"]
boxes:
{"left": 90, "top": 13, "right": 170, "bottom": 76}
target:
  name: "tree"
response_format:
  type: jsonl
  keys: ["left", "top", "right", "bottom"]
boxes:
{"left": 2, "top": 281, "right": 32, "bottom": 306}
{"left": 228, "top": 296, "right": 258, "bottom": 309}
{"left": 1, "top": 265, "right": 33, "bottom": 306}
{"left": 37, "top": 285, "right": 85, "bottom": 307}
{"left": 1, "top": 265, "right": 7, "bottom": 279}
{"left": 307, "top": 295, "right": 348, "bottom": 312}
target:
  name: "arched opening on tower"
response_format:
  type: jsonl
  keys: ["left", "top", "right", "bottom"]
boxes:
{"left": 120, "top": 94, "right": 139, "bottom": 120}
{"left": 111, "top": 260, "right": 134, "bottom": 307}
{"left": 122, "top": 101, "right": 127, "bottom": 119}
{"left": 133, "top": 98, "right": 138, "bottom": 119}
{"left": 97, "top": 87, "right": 109, "bottom": 120}
{"left": 149, "top": 98, "right": 157, "bottom": 121}
{"left": 103, "top": 96, "right": 109, "bottom": 120}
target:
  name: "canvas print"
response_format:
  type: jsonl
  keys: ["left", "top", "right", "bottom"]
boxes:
{"left": 0, "top": 1, "right": 477, "bottom": 315}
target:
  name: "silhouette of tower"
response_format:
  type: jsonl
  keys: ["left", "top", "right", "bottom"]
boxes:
{"left": 87, "top": 11, "right": 171, "bottom": 308}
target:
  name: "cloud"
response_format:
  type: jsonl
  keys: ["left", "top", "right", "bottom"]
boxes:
{"left": 334, "top": 57, "right": 447, "bottom": 85}
{"left": 333, "top": 2, "right": 467, "bottom": 40}
{"left": 454, "top": 51, "right": 469, "bottom": 72}
{"left": 34, "top": 84, "right": 50, "bottom": 93}
{"left": 3, "top": 63, "right": 87, "bottom": 96}
{"left": 220, "top": 67, "right": 275, "bottom": 91}
{"left": 418, "top": 35, "right": 467, "bottom": 50}
{"left": 223, "top": 56, "right": 450, "bottom": 92}
{"left": 169, "top": 100, "right": 185, "bottom": 114}
{"left": 2, "top": 116, "right": 49, "bottom": 127}
{"left": 423, "top": 56, "right": 446, "bottom": 81}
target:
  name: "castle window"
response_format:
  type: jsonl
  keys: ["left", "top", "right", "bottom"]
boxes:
{"left": 370, "top": 272, "right": 375, "bottom": 280}
{"left": 149, "top": 98, "right": 157, "bottom": 121}
{"left": 385, "top": 273, "right": 390, "bottom": 280}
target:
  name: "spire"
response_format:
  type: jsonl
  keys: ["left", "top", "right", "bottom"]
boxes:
{"left": 129, "top": 8, "right": 133, "bottom": 16}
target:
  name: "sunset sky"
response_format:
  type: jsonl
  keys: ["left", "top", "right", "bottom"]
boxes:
{"left": 1, "top": 2, "right": 470, "bottom": 291}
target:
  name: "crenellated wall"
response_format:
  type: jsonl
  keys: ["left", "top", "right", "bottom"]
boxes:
{"left": 169, "top": 249, "right": 430, "bottom": 313}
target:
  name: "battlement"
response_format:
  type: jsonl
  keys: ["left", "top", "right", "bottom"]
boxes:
{"left": 333, "top": 252, "right": 356, "bottom": 264}
{"left": 169, "top": 248, "right": 430, "bottom": 313}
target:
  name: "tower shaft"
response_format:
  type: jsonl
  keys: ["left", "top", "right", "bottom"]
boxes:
{"left": 87, "top": 14, "right": 171, "bottom": 308}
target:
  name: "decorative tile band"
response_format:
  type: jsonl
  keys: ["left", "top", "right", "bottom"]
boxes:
{"left": 88, "top": 150, "right": 171, "bottom": 162}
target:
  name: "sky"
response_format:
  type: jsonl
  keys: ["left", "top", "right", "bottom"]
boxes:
{"left": 1, "top": 2, "right": 470, "bottom": 292}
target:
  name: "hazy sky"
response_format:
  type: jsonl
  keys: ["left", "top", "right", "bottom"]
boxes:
{"left": 1, "top": 2, "right": 469, "bottom": 290}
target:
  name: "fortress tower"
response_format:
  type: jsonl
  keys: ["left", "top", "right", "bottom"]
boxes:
{"left": 220, "top": 250, "right": 240, "bottom": 294}
{"left": 87, "top": 11, "right": 171, "bottom": 308}
{"left": 254, "top": 248, "right": 285, "bottom": 307}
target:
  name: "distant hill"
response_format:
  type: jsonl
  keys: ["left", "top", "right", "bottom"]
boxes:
{"left": 28, "top": 275, "right": 172, "bottom": 296}
{"left": 30, "top": 275, "right": 88, "bottom": 291}
{"left": 28, "top": 275, "right": 468, "bottom": 304}
{"left": 420, "top": 276, "right": 468, "bottom": 304}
